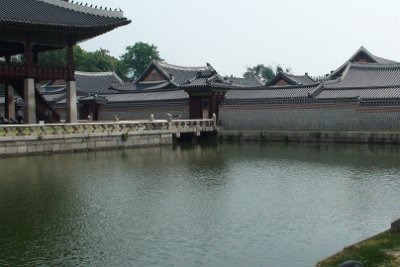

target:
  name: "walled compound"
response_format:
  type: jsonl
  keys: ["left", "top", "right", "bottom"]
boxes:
{"left": 3, "top": 46, "right": 400, "bottom": 133}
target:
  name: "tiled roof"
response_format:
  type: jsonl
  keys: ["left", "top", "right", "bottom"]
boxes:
{"left": 110, "top": 81, "right": 173, "bottom": 92}
{"left": 266, "top": 72, "right": 316, "bottom": 87}
{"left": 285, "top": 74, "right": 316, "bottom": 85}
{"left": 181, "top": 65, "right": 241, "bottom": 91}
{"left": 326, "top": 63, "right": 400, "bottom": 88}
{"left": 315, "top": 86, "right": 400, "bottom": 100}
{"left": 79, "top": 94, "right": 108, "bottom": 105}
{"left": 226, "top": 84, "right": 322, "bottom": 100}
{"left": 330, "top": 46, "right": 398, "bottom": 79}
{"left": 0, "top": 0, "right": 130, "bottom": 29}
{"left": 104, "top": 89, "right": 188, "bottom": 103}
{"left": 227, "top": 76, "right": 264, "bottom": 87}
{"left": 156, "top": 61, "right": 209, "bottom": 86}
{"left": 75, "top": 71, "right": 122, "bottom": 94}
{"left": 42, "top": 93, "right": 66, "bottom": 104}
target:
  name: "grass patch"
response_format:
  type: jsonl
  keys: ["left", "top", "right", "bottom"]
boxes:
{"left": 317, "top": 231, "right": 400, "bottom": 267}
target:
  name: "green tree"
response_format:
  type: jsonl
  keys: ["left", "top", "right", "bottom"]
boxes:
{"left": 120, "top": 42, "right": 162, "bottom": 80}
{"left": 244, "top": 64, "right": 275, "bottom": 81}
{"left": 38, "top": 45, "right": 129, "bottom": 80}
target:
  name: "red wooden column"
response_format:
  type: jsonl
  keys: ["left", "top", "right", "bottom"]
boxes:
{"left": 24, "top": 37, "right": 36, "bottom": 123}
{"left": 66, "top": 43, "right": 77, "bottom": 122}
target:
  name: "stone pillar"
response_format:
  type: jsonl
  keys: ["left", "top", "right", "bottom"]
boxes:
{"left": 6, "top": 84, "right": 15, "bottom": 120}
{"left": 24, "top": 78, "right": 36, "bottom": 123}
{"left": 66, "top": 80, "right": 77, "bottom": 122}
{"left": 66, "top": 43, "right": 77, "bottom": 123}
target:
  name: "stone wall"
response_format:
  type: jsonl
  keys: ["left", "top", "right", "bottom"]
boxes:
{"left": 0, "top": 133, "right": 172, "bottom": 157}
{"left": 219, "top": 102, "right": 400, "bottom": 131}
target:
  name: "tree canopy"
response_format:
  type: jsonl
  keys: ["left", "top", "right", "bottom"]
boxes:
{"left": 38, "top": 42, "right": 162, "bottom": 81}
{"left": 120, "top": 42, "right": 162, "bottom": 80}
{"left": 243, "top": 64, "right": 292, "bottom": 81}
{"left": 243, "top": 64, "right": 275, "bottom": 81}
{"left": 38, "top": 46, "right": 128, "bottom": 80}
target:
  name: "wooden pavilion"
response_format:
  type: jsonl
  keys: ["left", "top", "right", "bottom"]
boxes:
{"left": 0, "top": 0, "right": 130, "bottom": 123}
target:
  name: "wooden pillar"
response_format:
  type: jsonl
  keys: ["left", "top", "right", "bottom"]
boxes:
{"left": 66, "top": 43, "right": 77, "bottom": 122}
{"left": 33, "top": 51, "right": 39, "bottom": 65}
{"left": 25, "top": 38, "right": 33, "bottom": 77}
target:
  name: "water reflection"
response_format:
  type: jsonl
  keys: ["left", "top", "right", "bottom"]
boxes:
{"left": 0, "top": 143, "right": 399, "bottom": 266}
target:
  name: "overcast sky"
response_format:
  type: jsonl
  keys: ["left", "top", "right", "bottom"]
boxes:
{"left": 80, "top": 0, "right": 400, "bottom": 78}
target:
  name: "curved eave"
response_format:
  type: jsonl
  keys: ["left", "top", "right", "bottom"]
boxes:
{"left": 0, "top": 16, "right": 131, "bottom": 29}
{"left": 0, "top": 19, "right": 131, "bottom": 43}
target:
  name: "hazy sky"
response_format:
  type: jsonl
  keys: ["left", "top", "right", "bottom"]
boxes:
{"left": 80, "top": 0, "right": 400, "bottom": 77}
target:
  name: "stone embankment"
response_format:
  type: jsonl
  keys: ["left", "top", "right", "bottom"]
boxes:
{"left": 0, "top": 119, "right": 216, "bottom": 157}
{"left": 218, "top": 130, "right": 400, "bottom": 144}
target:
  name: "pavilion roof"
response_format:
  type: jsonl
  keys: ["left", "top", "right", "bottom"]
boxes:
{"left": 0, "top": 0, "right": 131, "bottom": 45}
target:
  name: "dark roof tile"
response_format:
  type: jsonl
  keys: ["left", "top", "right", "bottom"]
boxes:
{"left": 326, "top": 63, "right": 400, "bottom": 88}
{"left": 226, "top": 84, "right": 322, "bottom": 100}
{"left": 0, "top": 0, "right": 130, "bottom": 28}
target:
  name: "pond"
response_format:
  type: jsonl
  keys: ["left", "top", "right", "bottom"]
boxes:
{"left": 0, "top": 142, "right": 400, "bottom": 266}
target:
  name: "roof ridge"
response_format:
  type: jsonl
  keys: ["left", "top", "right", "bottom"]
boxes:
{"left": 157, "top": 61, "right": 208, "bottom": 71}
{"left": 350, "top": 62, "right": 400, "bottom": 69}
{"left": 75, "top": 71, "right": 115, "bottom": 76}
{"left": 36, "top": 0, "right": 125, "bottom": 18}
{"left": 268, "top": 83, "right": 321, "bottom": 90}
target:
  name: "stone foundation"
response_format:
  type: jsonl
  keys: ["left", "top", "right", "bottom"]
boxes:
{"left": 0, "top": 133, "right": 172, "bottom": 157}
{"left": 218, "top": 130, "right": 400, "bottom": 144}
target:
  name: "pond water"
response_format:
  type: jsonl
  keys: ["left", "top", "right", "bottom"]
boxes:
{"left": 1, "top": 142, "right": 400, "bottom": 266}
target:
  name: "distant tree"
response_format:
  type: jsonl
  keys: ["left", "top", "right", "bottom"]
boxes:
{"left": 276, "top": 65, "right": 284, "bottom": 74}
{"left": 244, "top": 64, "right": 275, "bottom": 81}
{"left": 38, "top": 45, "right": 129, "bottom": 80}
{"left": 120, "top": 42, "right": 162, "bottom": 80}
{"left": 38, "top": 49, "right": 66, "bottom": 66}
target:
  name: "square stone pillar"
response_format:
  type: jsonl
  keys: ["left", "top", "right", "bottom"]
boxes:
{"left": 6, "top": 84, "right": 15, "bottom": 120}
{"left": 24, "top": 78, "right": 36, "bottom": 123}
{"left": 66, "top": 80, "right": 77, "bottom": 123}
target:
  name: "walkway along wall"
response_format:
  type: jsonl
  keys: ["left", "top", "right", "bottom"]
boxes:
{"left": 0, "top": 119, "right": 216, "bottom": 157}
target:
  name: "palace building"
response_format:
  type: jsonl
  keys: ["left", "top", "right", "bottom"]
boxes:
{"left": 0, "top": 0, "right": 130, "bottom": 123}
{"left": 1, "top": 1, "right": 400, "bottom": 132}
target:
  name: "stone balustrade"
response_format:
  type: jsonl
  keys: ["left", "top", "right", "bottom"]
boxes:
{"left": 0, "top": 118, "right": 216, "bottom": 141}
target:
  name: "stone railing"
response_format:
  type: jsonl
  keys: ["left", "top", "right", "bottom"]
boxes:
{"left": 0, "top": 118, "right": 216, "bottom": 141}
